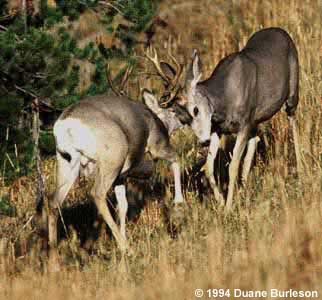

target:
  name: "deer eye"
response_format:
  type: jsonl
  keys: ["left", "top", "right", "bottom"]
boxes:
{"left": 193, "top": 107, "right": 199, "bottom": 116}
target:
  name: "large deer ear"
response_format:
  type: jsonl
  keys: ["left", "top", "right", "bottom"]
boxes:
{"left": 186, "top": 49, "right": 202, "bottom": 88}
{"left": 142, "top": 89, "right": 162, "bottom": 113}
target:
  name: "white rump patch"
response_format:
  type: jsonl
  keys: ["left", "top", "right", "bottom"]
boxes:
{"left": 54, "top": 118, "right": 97, "bottom": 159}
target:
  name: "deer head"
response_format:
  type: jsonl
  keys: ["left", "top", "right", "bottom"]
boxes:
{"left": 146, "top": 47, "right": 213, "bottom": 143}
{"left": 144, "top": 46, "right": 194, "bottom": 129}
{"left": 179, "top": 49, "right": 213, "bottom": 143}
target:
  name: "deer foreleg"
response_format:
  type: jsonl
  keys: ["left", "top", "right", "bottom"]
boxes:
{"left": 206, "top": 132, "right": 225, "bottom": 206}
{"left": 171, "top": 161, "right": 184, "bottom": 204}
{"left": 115, "top": 184, "right": 128, "bottom": 239}
{"left": 226, "top": 129, "right": 249, "bottom": 211}
{"left": 241, "top": 135, "right": 260, "bottom": 184}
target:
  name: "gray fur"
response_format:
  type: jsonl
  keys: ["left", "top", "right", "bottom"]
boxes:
{"left": 172, "top": 27, "right": 302, "bottom": 210}
{"left": 48, "top": 92, "right": 184, "bottom": 255}
{"left": 184, "top": 28, "right": 299, "bottom": 139}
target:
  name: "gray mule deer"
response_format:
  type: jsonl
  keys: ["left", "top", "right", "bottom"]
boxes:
{"left": 149, "top": 27, "right": 302, "bottom": 210}
{"left": 47, "top": 91, "right": 184, "bottom": 254}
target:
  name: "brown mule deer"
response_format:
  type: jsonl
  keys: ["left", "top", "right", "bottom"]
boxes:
{"left": 45, "top": 65, "right": 184, "bottom": 260}
{"left": 147, "top": 27, "right": 302, "bottom": 211}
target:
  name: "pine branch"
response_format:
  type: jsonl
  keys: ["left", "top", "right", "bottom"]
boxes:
{"left": 0, "top": 25, "right": 8, "bottom": 31}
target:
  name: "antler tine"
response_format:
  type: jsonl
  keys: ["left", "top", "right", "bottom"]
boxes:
{"left": 106, "top": 63, "right": 122, "bottom": 97}
{"left": 167, "top": 49, "right": 183, "bottom": 88}
{"left": 166, "top": 36, "right": 183, "bottom": 88}
{"left": 120, "top": 65, "right": 133, "bottom": 94}
{"left": 145, "top": 46, "right": 171, "bottom": 85}
{"left": 145, "top": 44, "right": 183, "bottom": 108}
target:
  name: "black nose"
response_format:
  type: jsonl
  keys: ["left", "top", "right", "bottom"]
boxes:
{"left": 200, "top": 140, "right": 210, "bottom": 147}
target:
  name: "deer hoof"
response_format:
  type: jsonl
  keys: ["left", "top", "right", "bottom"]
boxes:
{"left": 48, "top": 250, "right": 61, "bottom": 273}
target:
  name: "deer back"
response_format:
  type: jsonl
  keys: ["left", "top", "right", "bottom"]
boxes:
{"left": 54, "top": 94, "right": 170, "bottom": 167}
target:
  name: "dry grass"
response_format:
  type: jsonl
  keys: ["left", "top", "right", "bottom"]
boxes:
{"left": 1, "top": 0, "right": 322, "bottom": 299}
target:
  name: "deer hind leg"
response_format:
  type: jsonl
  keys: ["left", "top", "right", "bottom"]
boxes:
{"left": 286, "top": 94, "right": 302, "bottom": 174}
{"left": 286, "top": 52, "right": 302, "bottom": 174}
{"left": 91, "top": 151, "right": 128, "bottom": 252}
{"left": 241, "top": 134, "right": 260, "bottom": 184}
{"left": 49, "top": 149, "right": 81, "bottom": 248}
{"left": 288, "top": 115, "right": 302, "bottom": 174}
{"left": 51, "top": 150, "right": 81, "bottom": 208}
{"left": 226, "top": 128, "right": 249, "bottom": 211}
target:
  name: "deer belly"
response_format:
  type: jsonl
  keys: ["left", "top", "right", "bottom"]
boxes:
{"left": 254, "top": 96, "right": 286, "bottom": 124}
{"left": 120, "top": 145, "right": 146, "bottom": 175}
{"left": 254, "top": 77, "right": 289, "bottom": 123}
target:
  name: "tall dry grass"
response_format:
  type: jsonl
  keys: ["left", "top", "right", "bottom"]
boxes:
{"left": 1, "top": 0, "right": 322, "bottom": 299}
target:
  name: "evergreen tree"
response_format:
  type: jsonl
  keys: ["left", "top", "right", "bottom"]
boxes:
{"left": 0, "top": 0, "right": 156, "bottom": 182}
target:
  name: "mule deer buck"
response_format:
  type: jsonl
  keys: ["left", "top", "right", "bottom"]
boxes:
{"left": 46, "top": 67, "right": 184, "bottom": 255}
{"left": 148, "top": 27, "right": 302, "bottom": 211}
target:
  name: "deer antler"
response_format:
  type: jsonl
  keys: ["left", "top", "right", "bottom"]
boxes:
{"left": 106, "top": 63, "right": 133, "bottom": 97}
{"left": 145, "top": 45, "right": 183, "bottom": 107}
{"left": 120, "top": 65, "right": 133, "bottom": 93}
{"left": 167, "top": 46, "right": 183, "bottom": 89}
{"left": 145, "top": 46, "right": 172, "bottom": 86}
{"left": 106, "top": 63, "right": 121, "bottom": 96}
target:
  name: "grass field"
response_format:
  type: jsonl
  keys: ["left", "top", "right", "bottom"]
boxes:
{"left": 1, "top": 0, "right": 322, "bottom": 299}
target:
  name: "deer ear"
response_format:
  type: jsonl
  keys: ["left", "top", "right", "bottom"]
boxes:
{"left": 192, "top": 49, "right": 202, "bottom": 80}
{"left": 186, "top": 49, "right": 202, "bottom": 87}
{"left": 142, "top": 90, "right": 162, "bottom": 113}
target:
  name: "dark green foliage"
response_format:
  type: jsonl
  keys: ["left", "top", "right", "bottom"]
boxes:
{"left": 0, "top": 19, "right": 81, "bottom": 181}
{"left": 0, "top": 1, "right": 8, "bottom": 16}
{"left": 0, "top": 0, "right": 156, "bottom": 183}
{"left": 39, "top": 131, "right": 56, "bottom": 155}
{"left": 0, "top": 194, "right": 16, "bottom": 217}
{"left": 0, "top": 96, "right": 23, "bottom": 127}
{"left": 100, "top": 0, "right": 157, "bottom": 47}
{"left": 118, "top": 0, "right": 156, "bottom": 47}
{"left": 0, "top": 126, "right": 34, "bottom": 181}
{"left": 53, "top": 94, "right": 80, "bottom": 110}
{"left": 117, "top": 0, "right": 156, "bottom": 32}
{"left": 74, "top": 41, "right": 95, "bottom": 59}
{"left": 39, "top": 0, "right": 99, "bottom": 25}
{"left": 39, "top": 0, "right": 63, "bottom": 27}
{"left": 56, "top": 0, "right": 98, "bottom": 20}
{"left": 86, "top": 56, "right": 108, "bottom": 95}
